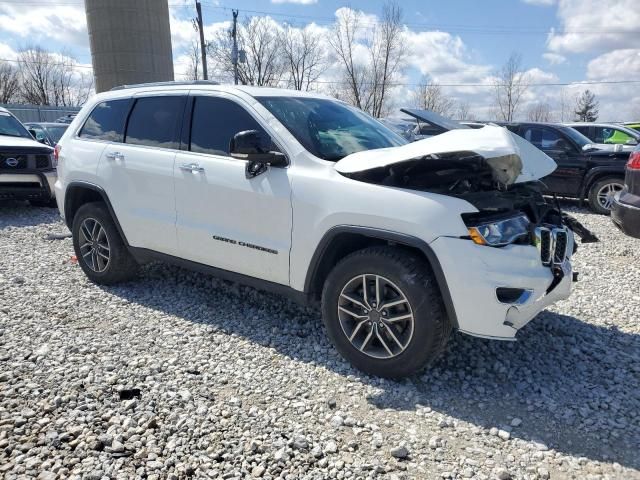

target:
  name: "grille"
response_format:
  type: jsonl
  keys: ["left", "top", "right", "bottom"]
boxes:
{"left": 35, "top": 155, "right": 51, "bottom": 169}
{"left": 554, "top": 230, "right": 568, "bottom": 264}
{"left": 0, "top": 154, "right": 27, "bottom": 170}
{"left": 536, "top": 226, "right": 569, "bottom": 266}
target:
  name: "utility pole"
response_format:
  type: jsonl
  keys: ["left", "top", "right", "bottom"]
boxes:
{"left": 195, "top": 0, "right": 208, "bottom": 80}
{"left": 231, "top": 9, "right": 239, "bottom": 85}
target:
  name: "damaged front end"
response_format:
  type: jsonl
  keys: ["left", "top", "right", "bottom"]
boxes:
{"left": 335, "top": 126, "right": 597, "bottom": 338}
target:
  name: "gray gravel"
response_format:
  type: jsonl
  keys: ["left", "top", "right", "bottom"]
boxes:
{"left": 0, "top": 200, "right": 639, "bottom": 480}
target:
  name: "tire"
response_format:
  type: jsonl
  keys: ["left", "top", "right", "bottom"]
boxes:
{"left": 321, "top": 246, "right": 451, "bottom": 378}
{"left": 71, "top": 202, "right": 138, "bottom": 285}
{"left": 588, "top": 176, "right": 624, "bottom": 215}
{"left": 30, "top": 198, "right": 57, "bottom": 208}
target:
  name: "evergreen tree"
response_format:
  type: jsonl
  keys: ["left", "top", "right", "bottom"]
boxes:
{"left": 574, "top": 89, "right": 599, "bottom": 122}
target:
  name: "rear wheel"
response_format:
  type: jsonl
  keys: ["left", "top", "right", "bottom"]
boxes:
{"left": 588, "top": 176, "right": 624, "bottom": 215}
{"left": 71, "top": 202, "right": 138, "bottom": 284}
{"left": 321, "top": 246, "right": 451, "bottom": 378}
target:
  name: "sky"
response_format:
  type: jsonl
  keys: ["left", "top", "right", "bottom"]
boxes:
{"left": 0, "top": 0, "right": 639, "bottom": 121}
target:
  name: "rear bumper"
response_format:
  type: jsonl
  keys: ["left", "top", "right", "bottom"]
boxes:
{"left": 0, "top": 169, "right": 56, "bottom": 201}
{"left": 611, "top": 190, "right": 640, "bottom": 239}
{"left": 430, "top": 233, "right": 574, "bottom": 340}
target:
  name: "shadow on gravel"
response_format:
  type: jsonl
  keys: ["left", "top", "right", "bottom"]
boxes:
{"left": 103, "top": 263, "right": 640, "bottom": 471}
{"left": 0, "top": 201, "right": 61, "bottom": 228}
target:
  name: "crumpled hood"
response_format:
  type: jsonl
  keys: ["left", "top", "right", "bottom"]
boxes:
{"left": 334, "top": 125, "right": 557, "bottom": 185}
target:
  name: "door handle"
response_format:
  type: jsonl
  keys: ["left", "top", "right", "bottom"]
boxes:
{"left": 106, "top": 151, "right": 124, "bottom": 160}
{"left": 180, "top": 163, "right": 205, "bottom": 173}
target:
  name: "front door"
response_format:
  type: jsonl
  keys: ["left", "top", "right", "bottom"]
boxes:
{"left": 173, "top": 93, "right": 292, "bottom": 285}
{"left": 519, "top": 125, "right": 585, "bottom": 196}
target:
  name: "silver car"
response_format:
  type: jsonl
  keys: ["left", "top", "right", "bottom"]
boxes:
{"left": 564, "top": 122, "right": 640, "bottom": 153}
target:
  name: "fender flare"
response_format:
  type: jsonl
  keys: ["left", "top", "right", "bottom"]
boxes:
{"left": 304, "top": 225, "right": 459, "bottom": 328}
{"left": 64, "top": 181, "right": 129, "bottom": 246}
{"left": 580, "top": 166, "right": 625, "bottom": 199}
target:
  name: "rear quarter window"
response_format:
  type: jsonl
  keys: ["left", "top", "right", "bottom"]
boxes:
{"left": 79, "top": 99, "right": 131, "bottom": 142}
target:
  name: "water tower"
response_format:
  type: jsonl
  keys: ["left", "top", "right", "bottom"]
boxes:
{"left": 85, "top": 0, "right": 174, "bottom": 92}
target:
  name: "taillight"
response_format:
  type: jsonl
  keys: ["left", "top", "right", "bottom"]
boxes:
{"left": 628, "top": 150, "right": 640, "bottom": 170}
{"left": 53, "top": 144, "right": 61, "bottom": 167}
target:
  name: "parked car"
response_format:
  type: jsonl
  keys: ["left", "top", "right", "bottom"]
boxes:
{"left": 55, "top": 81, "right": 594, "bottom": 378}
{"left": 611, "top": 144, "right": 640, "bottom": 238}
{"left": 565, "top": 122, "right": 639, "bottom": 152}
{"left": 24, "top": 122, "right": 69, "bottom": 147}
{"left": 55, "top": 113, "right": 77, "bottom": 124}
{"left": 496, "top": 122, "right": 628, "bottom": 214}
{"left": 0, "top": 107, "right": 56, "bottom": 206}
{"left": 622, "top": 122, "right": 640, "bottom": 133}
{"left": 378, "top": 117, "right": 417, "bottom": 141}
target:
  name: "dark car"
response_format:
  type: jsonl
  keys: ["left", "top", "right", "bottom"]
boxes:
{"left": 24, "top": 122, "right": 69, "bottom": 147}
{"left": 502, "top": 122, "right": 629, "bottom": 214}
{"left": 54, "top": 113, "right": 77, "bottom": 124}
{"left": 381, "top": 108, "right": 468, "bottom": 141}
{"left": 611, "top": 145, "right": 640, "bottom": 238}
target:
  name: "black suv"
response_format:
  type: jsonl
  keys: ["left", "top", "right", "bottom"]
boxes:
{"left": 502, "top": 122, "right": 629, "bottom": 214}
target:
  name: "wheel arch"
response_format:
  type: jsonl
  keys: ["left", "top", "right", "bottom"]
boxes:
{"left": 64, "top": 182, "right": 129, "bottom": 245}
{"left": 304, "top": 226, "right": 459, "bottom": 329}
{"left": 581, "top": 167, "right": 625, "bottom": 200}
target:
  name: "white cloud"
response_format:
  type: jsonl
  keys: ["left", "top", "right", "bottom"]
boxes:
{"left": 547, "top": 0, "right": 640, "bottom": 54}
{"left": 587, "top": 49, "right": 640, "bottom": 80}
{"left": 543, "top": 52, "right": 566, "bottom": 65}
{"left": 522, "top": 0, "right": 556, "bottom": 5}
{"left": 272, "top": 0, "right": 317, "bottom": 3}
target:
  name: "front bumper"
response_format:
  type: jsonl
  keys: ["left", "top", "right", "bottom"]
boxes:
{"left": 0, "top": 169, "right": 56, "bottom": 201}
{"left": 611, "top": 191, "right": 640, "bottom": 239}
{"left": 431, "top": 232, "right": 574, "bottom": 340}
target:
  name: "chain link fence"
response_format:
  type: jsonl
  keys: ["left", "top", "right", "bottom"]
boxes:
{"left": 1, "top": 103, "right": 82, "bottom": 123}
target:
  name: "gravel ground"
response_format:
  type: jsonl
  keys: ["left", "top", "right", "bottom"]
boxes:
{"left": 0, "top": 200, "right": 639, "bottom": 480}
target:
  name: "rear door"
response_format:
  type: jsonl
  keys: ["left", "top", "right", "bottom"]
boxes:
{"left": 97, "top": 93, "right": 187, "bottom": 256}
{"left": 173, "top": 92, "right": 292, "bottom": 285}
{"left": 519, "top": 125, "right": 585, "bottom": 195}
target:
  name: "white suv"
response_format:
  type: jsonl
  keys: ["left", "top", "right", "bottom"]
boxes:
{"left": 55, "top": 81, "right": 585, "bottom": 378}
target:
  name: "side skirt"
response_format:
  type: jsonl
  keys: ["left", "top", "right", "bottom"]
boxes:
{"left": 128, "top": 247, "right": 313, "bottom": 306}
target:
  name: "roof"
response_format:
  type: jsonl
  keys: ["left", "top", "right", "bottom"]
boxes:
{"left": 0, "top": 106, "right": 9, "bottom": 114}
{"left": 97, "top": 81, "right": 332, "bottom": 102}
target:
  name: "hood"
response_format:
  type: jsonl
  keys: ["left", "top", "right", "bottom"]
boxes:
{"left": 0, "top": 134, "right": 52, "bottom": 150}
{"left": 334, "top": 125, "right": 557, "bottom": 185}
{"left": 400, "top": 108, "right": 469, "bottom": 131}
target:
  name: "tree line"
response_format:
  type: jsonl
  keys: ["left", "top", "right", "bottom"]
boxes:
{"left": 0, "top": 46, "right": 93, "bottom": 107}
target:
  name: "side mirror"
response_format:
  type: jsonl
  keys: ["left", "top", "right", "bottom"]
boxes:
{"left": 229, "top": 130, "right": 288, "bottom": 178}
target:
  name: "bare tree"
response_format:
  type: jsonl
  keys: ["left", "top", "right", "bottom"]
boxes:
{"left": 280, "top": 25, "right": 325, "bottom": 91}
{"left": 369, "top": 2, "right": 404, "bottom": 117}
{"left": 18, "top": 46, "right": 92, "bottom": 106}
{"left": 183, "top": 38, "right": 203, "bottom": 81}
{"left": 412, "top": 77, "right": 454, "bottom": 116}
{"left": 208, "top": 16, "right": 285, "bottom": 87}
{"left": 557, "top": 87, "right": 573, "bottom": 122}
{"left": 329, "top": 2, "right": 404, "bottom": 116}
{"left": 492, "top": 53, "right": 529, "bottom": 122}
{"left": 455, "top": 101, "right": 476, "bottom": 121}
{"left": 527, "top": 102, "right": 554, "bottom": 122}
{"left": 0, "top": 61, "right": 20, "bottom": 103}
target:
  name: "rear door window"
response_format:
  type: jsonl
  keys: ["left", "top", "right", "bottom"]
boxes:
{"left": 79, "top": 99, "right": 131, "bottom": 142}
{"left": 189, "top": 96, "right": 267, "bottom": 156}
{"left": 523, "top": 126, "right": 565, "bottom": 150}
{"left": 125, "top": 96, "right": 185, "bottom": 149}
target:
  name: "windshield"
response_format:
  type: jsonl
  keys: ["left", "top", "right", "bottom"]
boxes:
{"left": 45, "top": 125, "right": 68, "bottom": 143}
{"left": 0, "top": 112, "right": 31, "bottom": 138}
{"left": 256, "top": 97, "right": 407, "bottom": 161}
{"left": 559, "top": 126, "right": 593, "bottom": 148}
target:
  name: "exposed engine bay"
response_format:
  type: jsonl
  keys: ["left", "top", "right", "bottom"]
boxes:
{"left": 340, "top": 152, "right": 598, "bottom": 246}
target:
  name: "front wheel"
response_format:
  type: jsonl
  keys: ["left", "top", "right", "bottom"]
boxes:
{"left": 321, "top": 246, "right": 451, "bottom": 378}
{"left": 588, "top": 176, "right": 624, "bottom": 215}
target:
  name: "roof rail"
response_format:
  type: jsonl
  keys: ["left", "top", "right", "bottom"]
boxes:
{"left": 110, "top": 80, "right": 220, "bottom": 91}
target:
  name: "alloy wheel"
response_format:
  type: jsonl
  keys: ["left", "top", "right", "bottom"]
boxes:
{"left": 596, "top": 182, "right": 624, "bottom": 210}
{"left": 79, "top": 217, "right": 111, "bottom": 273}
{"left": 337, "top": 274, "right": 415, "bottom": 359}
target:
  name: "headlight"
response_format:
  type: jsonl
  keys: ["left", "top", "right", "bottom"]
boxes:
{"left": 465, "top": 214, "right": 530, "bottom": 247}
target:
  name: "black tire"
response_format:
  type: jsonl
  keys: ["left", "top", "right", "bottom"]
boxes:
{"left": 30, "top": 198, "right": 58, "bottom": 208}
{"left": 587, "top": 176, "right": 624, "bottom": 215}
{"left": 321, "top": 246, "right": 451, "bottom": 378}
{"left": 71, "top": 202, "right": 138, "bottom": 285}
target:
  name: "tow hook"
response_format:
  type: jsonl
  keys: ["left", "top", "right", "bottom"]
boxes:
{"left": 573, "top": 272, "right": 579, "bottom": 282}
